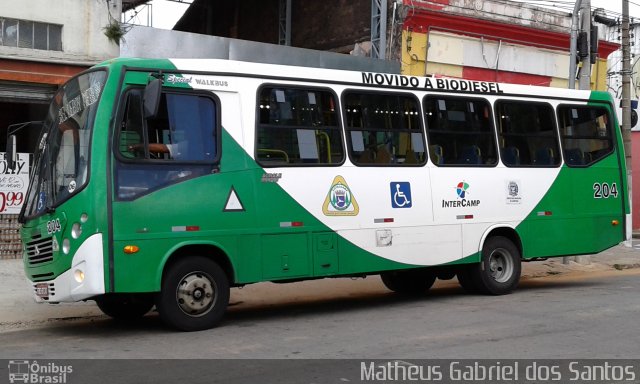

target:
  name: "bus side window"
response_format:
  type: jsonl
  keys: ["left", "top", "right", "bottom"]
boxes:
{"left": 256, "top": 86, "right": 343, "bottom": 166}
{"left": 344, "top": 90, "right": 426, "bottom": 166}
{"left": 424, "top": 96, "right": 496, "bottom": 167}
{"left": 495, "top": 100, "right": 559, "bottom": 167}
{"left": 557, "top": 106, "right": 613, "bottom": 167}
{"left": 117, "top": 90, "right": 217, "bottom": 162}
{"left": 114, "top": 88, "right": 219, "bottom": 200}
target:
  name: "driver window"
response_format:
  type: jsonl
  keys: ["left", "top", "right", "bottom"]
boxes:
{"left": 118, "top": 89, "right": 217, "bottom": 162}
{"left": 115, "top": 87, "right": 219, "bottom": 201}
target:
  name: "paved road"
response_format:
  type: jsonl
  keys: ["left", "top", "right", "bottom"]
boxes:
{"left": 1, "top": 269, "right": 639, "bottom": 361}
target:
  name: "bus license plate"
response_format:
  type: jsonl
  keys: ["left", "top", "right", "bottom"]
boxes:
{"left": 35, "top": 283, "right": 49, "bottom": 298}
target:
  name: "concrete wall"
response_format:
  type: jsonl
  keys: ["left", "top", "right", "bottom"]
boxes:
{"left": 175, "top": 0, "right": 371, "bottom": 53}
{"left": 0, "top": 0, "right": 120, "bottom": 65}
{"left": 291, "top": 0, "right": 370, "bottom": 52}
{"left": 398, "top": 1, "right": 617, "bottom": 91}
{"left": 120, "top": 26, "right": 399, "bottom": 74}
{"left": 632, "top": 132, "right": 640, "bottom": 230}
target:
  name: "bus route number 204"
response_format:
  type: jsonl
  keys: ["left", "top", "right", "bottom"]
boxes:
{"left": 47, "top": 219, "right": 62, "bottom": 234}
{"left": 593, "top": 182, "right": 619, "bottom": 199}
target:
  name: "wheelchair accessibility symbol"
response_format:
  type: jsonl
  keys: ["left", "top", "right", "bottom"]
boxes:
{"left": 390, "top": 182, "right": 412, "bottom": 208}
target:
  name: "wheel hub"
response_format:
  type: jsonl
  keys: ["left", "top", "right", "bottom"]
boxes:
{"left": 488, "top": 248, "right": 514, "bottom": 283}
{"left": 176, "top": 272, "right": 217, "bottom": 316}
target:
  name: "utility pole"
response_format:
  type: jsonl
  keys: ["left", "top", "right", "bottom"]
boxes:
{"left": 578, "top": 0, "right": 592, "bottom": 90}
{"left": 278, "top": 0, "right": 292, "bottom": 46}
{"left": 567, "top": 0, "right": 592, "bottom": 263}
{"left": 371, "top": 0, "right": 388, "bottom": 59}
{"left": 569, "top": 0, "right": 582, "bottom": 89}
{"left": 622, "top": 0, "right": 633, "bottom": 244}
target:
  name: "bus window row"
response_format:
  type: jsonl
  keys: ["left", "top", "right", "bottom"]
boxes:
{"left": 256, "top": 86, "right": 613, "bottom": 167}
{"left": 116, "top": 85, "right": 614, "bottom": 169}
{"left": 252, "top": 85, "right": 615, "bottom": 168}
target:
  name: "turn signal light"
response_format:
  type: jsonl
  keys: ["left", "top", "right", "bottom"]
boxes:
{"left": 611, "top": 220, "right": 620, "bottom": 226}
{"left": 124, "top": 245, "right": 140, "bottom": 254}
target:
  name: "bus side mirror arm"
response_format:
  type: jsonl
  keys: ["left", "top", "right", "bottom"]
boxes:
{"left": 5, "top": 135, "right": 16, "bottom": 170}
{"left": 143, "top": 78, "right": 162, "bottom": 119}
{"left": 5, "top": 121, "right": 42, "bottom": 170}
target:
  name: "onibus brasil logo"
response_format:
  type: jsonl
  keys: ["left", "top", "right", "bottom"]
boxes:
{"left": 8, "top": 360, "right": 73, "bottom": 383}
{"left": 442, "top": 181, "right": 481, "bottom": 208}
{"left": 322, "top": 175, "right": 359, "bottom": 216}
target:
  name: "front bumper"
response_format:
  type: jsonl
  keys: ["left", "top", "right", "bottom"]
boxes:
{"left": 29, "top": 233, "right": 105, "bottom": 303}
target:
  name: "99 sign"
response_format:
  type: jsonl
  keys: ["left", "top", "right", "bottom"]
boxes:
{"left": 0, "top": 192, "right": 24, "bottom": 213}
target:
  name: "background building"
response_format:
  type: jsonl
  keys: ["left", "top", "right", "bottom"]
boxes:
{"left": 0, "top": 0, "right": 635, "bottom": 259}
{"left": 0, "top": 0, "right": 120, "bottom": 258}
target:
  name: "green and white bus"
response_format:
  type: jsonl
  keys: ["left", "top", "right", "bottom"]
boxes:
{"left": 9, "top": 58, "right": 629, "bottom": 331}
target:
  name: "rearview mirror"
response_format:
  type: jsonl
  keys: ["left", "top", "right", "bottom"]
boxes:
{"left": 143, "top": 78, "right": 162, "bottom": 119}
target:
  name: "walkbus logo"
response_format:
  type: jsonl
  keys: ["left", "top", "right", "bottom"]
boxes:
{"left": 8, "top": 360, "right": 73, "bottom": 383}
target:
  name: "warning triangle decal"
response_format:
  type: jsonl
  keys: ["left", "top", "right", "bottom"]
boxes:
{"left": 224, "top": 186, "right": 245, "bottom": 212}
{"left": 322, "top": 175, "right": 359, "bottom": 216}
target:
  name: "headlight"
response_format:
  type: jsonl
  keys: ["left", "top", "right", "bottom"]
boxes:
{"left": 62, "top": 238, "right": 71, "bottom": 254}
{"left": 71, "top": 223, "right": 82, "bottom": 239}
{"left": 74, "top": 269, "right": 85, "bottom": 283}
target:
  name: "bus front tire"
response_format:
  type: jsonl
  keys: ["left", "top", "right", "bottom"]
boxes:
{"left": 95, "top": 293, "right": 154, "bottom": 320}
{"left": 381, "top": 269, "right": 436, "bottom": 295}
{"left": 157, "top": 256, "right": 229, "bottom": 332}
{"left": 468, "top": 236, "right": 521, "bottom": 295}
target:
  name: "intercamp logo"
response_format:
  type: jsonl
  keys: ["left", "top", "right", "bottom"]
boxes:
{"left": 8, "top": 360, "right": 73, "bottom": 384}
{"left": 441, "top": 181, "right": 481, "bottom": 208}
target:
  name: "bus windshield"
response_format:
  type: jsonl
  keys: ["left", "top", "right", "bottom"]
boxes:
{"left": 20, "top": 70, "right": 106, "bottom": 221}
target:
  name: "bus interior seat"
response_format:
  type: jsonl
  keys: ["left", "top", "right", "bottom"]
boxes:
{"left": 533, "top": 147, "right": 555, "bottom": 165}
{"left": 119, "top": 131, "right": 141, "bottom": 158}
{"left": 430, "top": 145, "right": 444, "bottom": 165}
{"left": 404, "top": 149, "right": 418, "bottom": 164}
{"left": 501, "top": 146, "right": 520, "bottom": 166}
{"left": 358, "top": 149, "right": 375, "bottom": 164}
{"left": 458, "top": 145, "right": 482, "bottom": 165}
{"left": 375, "top": 146, "right": 392, "bottom": 164}
{"left": 564, "top": 148, "right": 584, "bottom": 165}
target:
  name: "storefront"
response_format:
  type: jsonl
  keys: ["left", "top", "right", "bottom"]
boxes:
{"left": 0, "top": 58, "right": 88, "bottom": 259}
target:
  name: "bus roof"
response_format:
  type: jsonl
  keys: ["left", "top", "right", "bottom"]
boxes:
{"left": 103, "top": 57, "right": 605, "bottom": 102}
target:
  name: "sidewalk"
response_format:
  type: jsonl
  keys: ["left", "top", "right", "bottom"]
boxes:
{"left": 0, "top": 258, "right": 103, "bottom": 331}
{"left": 521, "top": 242, "right": 640, "bottom": 278}
{"left": 1, "top": 244, "right": 639, "bottom": 332}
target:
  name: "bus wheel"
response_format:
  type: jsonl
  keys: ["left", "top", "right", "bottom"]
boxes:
{"left": 95, "top": 293, "right": 154, "bottom": 320}
{"left": 471, "top": 236, "right": 521, "bottom": 295}
{"left": 380, "top": 269, "right": 436, "bottom": 295}
{"left": 157, "top": 256, "right": 229, "bottom": 331}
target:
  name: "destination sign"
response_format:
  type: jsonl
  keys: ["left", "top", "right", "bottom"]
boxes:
{"left": 362, "top": 72, "right": 503, "bottom": 94}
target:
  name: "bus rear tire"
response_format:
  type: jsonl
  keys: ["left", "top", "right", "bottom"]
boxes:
{"left": 470, "top": 236, "right": 521, "bottom": 295}
{"left": 157, "top": 256, "right": 230, "bottom": 332}
{"left": 95, "top": 293, "right": 154, "bottom": 320}
{"left": 456, "top": 268, "right": 479, "bottom": 293}
{"left": 380, "top": 269, "right": 436, "bottom": 295}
